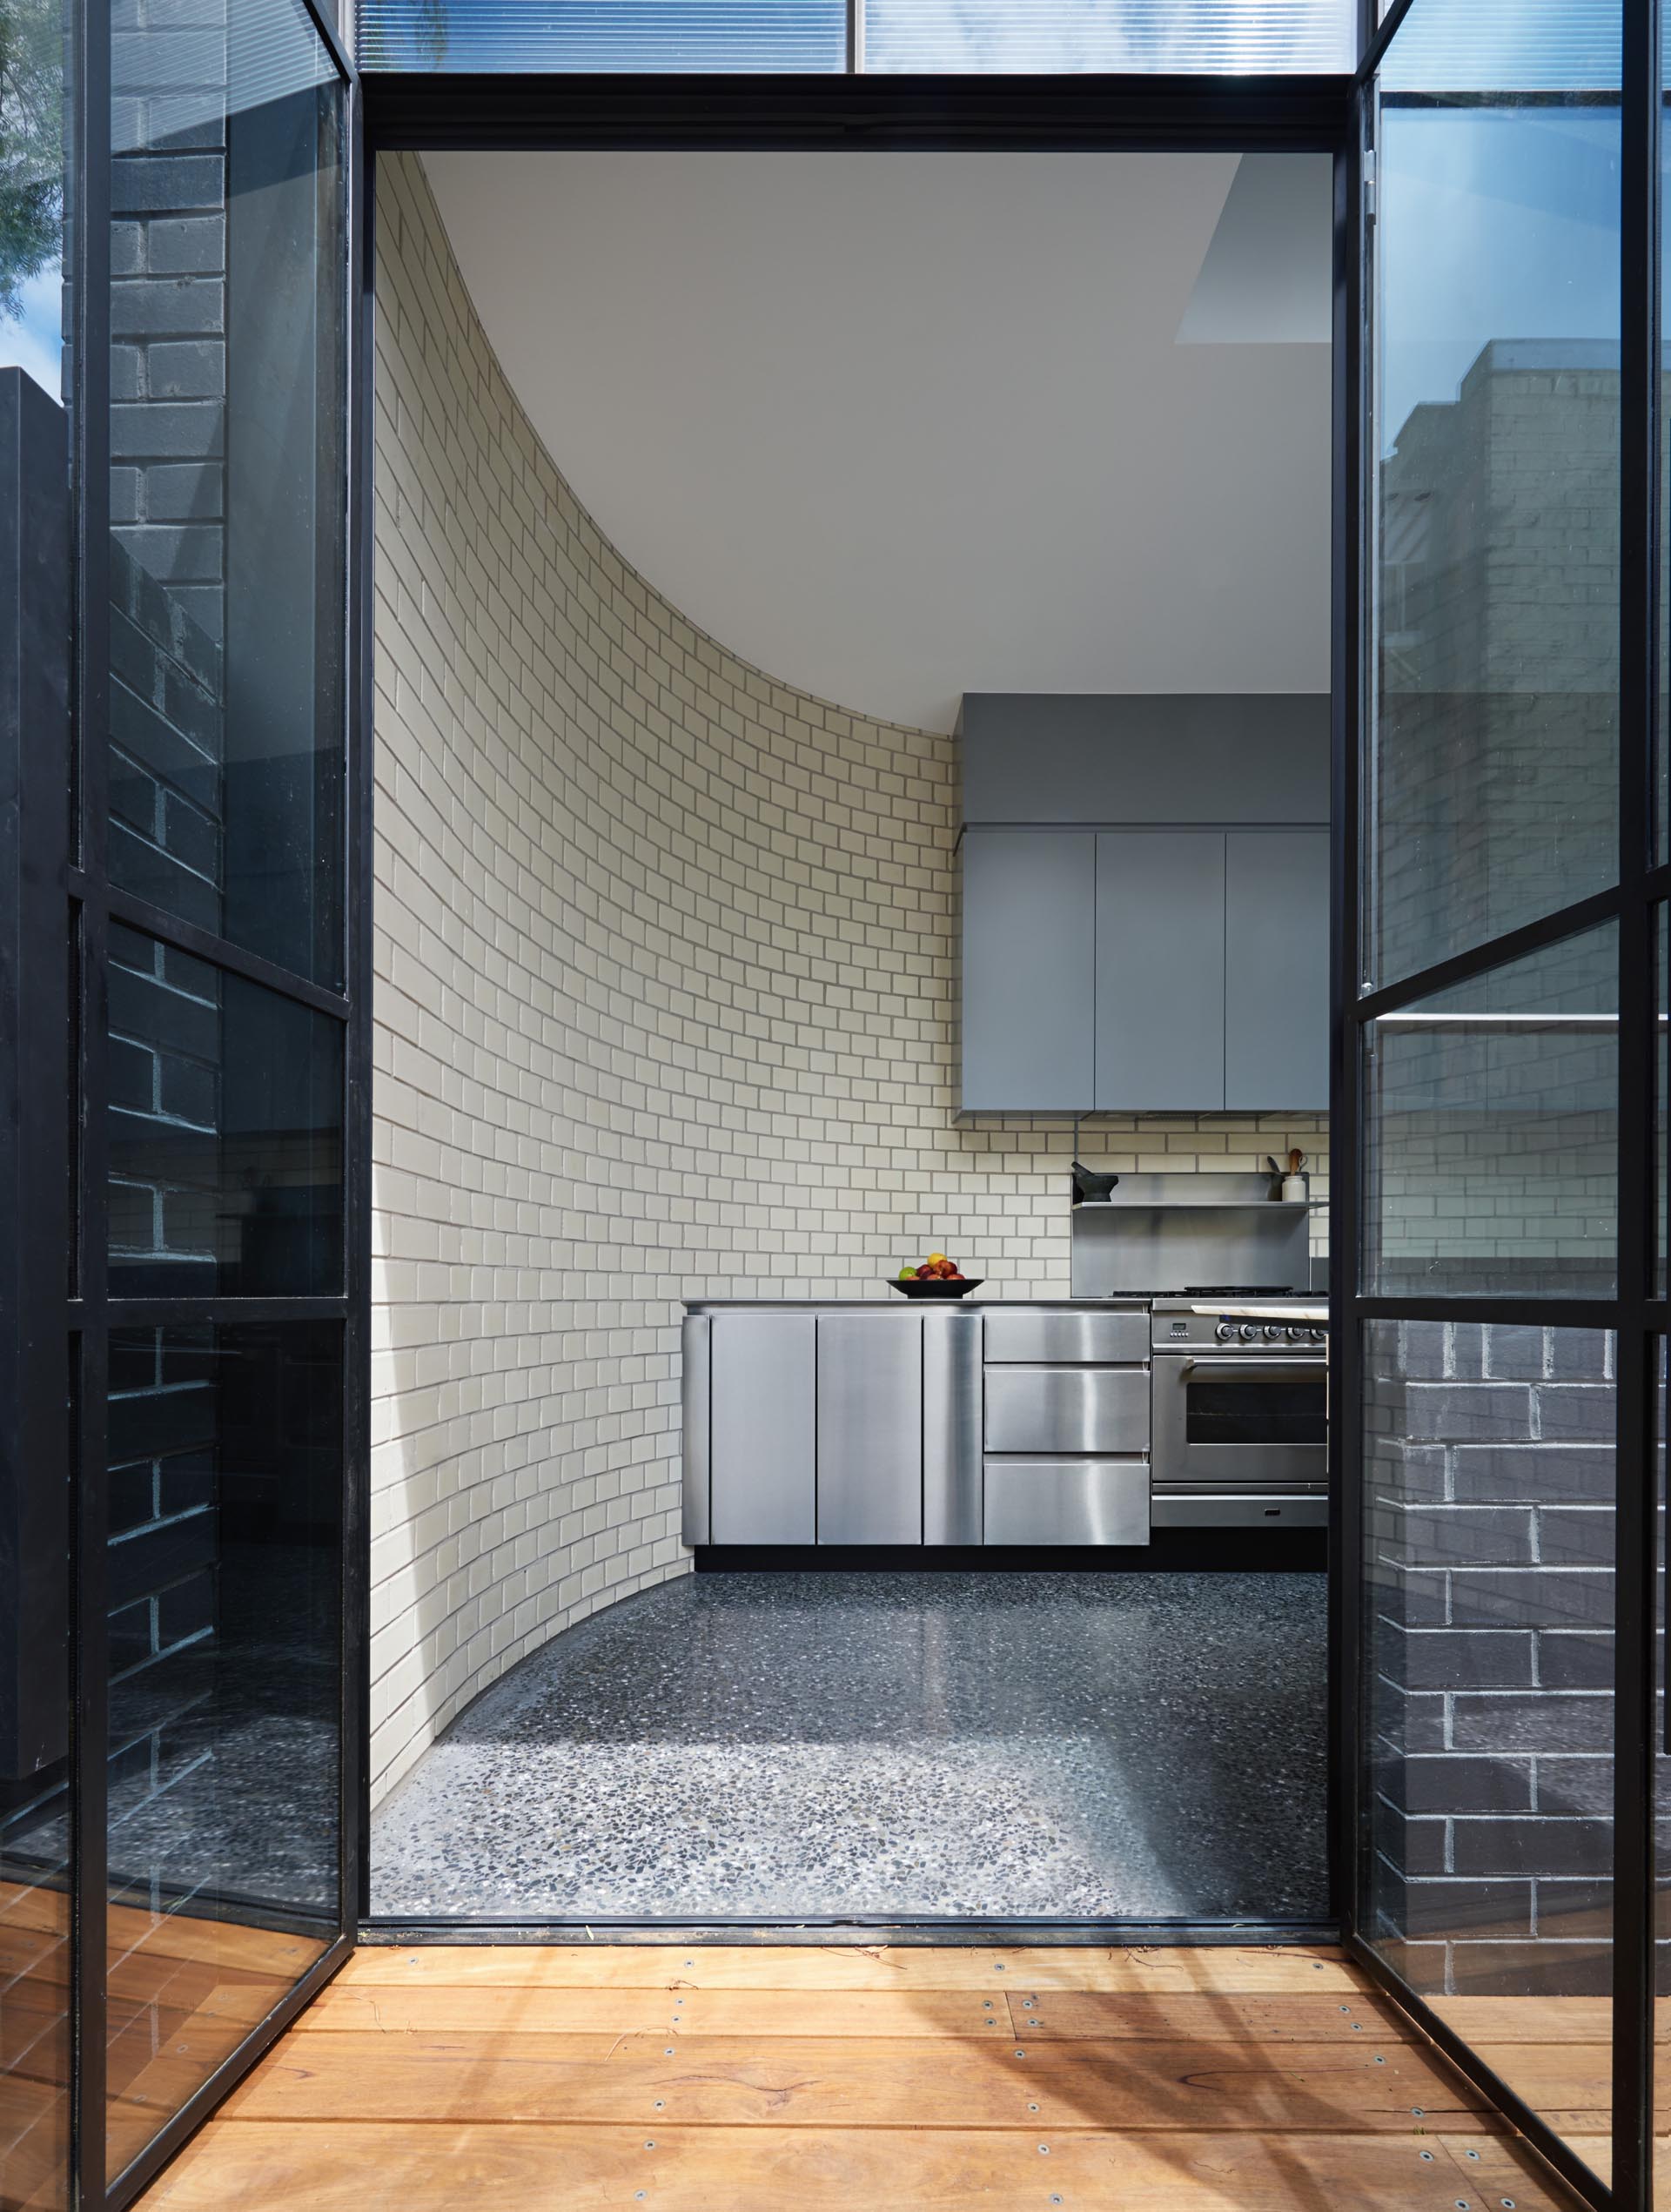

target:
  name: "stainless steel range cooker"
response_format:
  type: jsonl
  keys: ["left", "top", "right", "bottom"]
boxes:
{"left": 1148, "top": 1298, "right": 1327, "bottom": 1530}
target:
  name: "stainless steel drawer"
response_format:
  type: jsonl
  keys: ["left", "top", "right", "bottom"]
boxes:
{"left": 983, "top": 1308, "right": 1149, "bottom": 1364}
{"left": 985, "top": 1364, "right": 1150, "bottom": 1455}
{"left": 984, "top": 1457, "right": 1150, "bottom": 1546}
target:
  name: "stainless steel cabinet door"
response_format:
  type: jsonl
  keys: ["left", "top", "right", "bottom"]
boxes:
{"left": 709, "top": 1313, "right": 816, "bottom": 1543}
{"left": 817, "top": 1314, "right": 923, "bottom": 1543}
{"left": 923, "top": 1312, "right": 983, "bottom": 1543}
{"left": 961, "top": 829, "right": 1095, "bottom": 1112}
{"left": 1224, "top": 829, "right": 1329, "bottom": 1109}
{"left": 1094, "top": 831, "right": 1226, "bottom": 1110}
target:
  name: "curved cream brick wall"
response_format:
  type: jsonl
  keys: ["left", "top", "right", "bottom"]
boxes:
{"left": 369, "top": 151, "right": 1328, "bottom": 1805}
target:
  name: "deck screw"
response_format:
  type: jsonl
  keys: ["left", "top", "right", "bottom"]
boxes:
{"left": 1501, "top": 2201, "right": 1516, "bottom": 2208}
{"left": 983, "top": 2000, "right": 993, "bottom": 2009}
{"left": 1373, "top": 2055, "right": 1386, "bottom": 2065}
{"left": 1029, "top": 2103, "right": 1039, "bottom": 2113}
{"left": 645, "top": 2141, "right": 655, "bottom": 2149}
{"left": 664, "top": 2048, "right": 674, "bottom": 2056}
{"left": 1412, "top": 2108, "right": 1425, "bottom": 2118}
{"left": 1038, "top": 2144, "right": 1050, "bottom": 2155}
{"left": 1016, "top": 2049, "right": 1026, "bottom": 2059}
{"left": 1050, "top": 2198, "right": 1064, "bottom": 2207}
{"left": 654, "top": 2101, "right": 664, "bottom": 2110}
{"left": 1465, "top": 2151, "right": 1480, "bottom": 2162}
{"left": 1023, "top": 1999, "right": 1035, "bottom": 2009}
{"left": 1420, "top": 2154, "right": 1435, "bottom": 2163}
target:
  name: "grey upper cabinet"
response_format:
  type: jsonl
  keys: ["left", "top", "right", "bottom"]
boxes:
{"left": 1095, "top": 832, "right": 1225, "bottom": 1111}
{"left": 1224, "top": 830, "right": 1329, "bottom": 1110}
{"left": 960, "top": 829, "right": 1095, "bottom": 1113}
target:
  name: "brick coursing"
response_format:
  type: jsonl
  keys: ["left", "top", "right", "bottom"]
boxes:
{"left": 367, "top": 153, "right": 1332, "bottom": 1805}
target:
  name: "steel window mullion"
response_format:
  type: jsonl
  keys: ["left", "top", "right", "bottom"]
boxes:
{"left": 344, "top": 81, "right": 374, "bottom": 1937}
{"left": 75, "top": 878, "right": 354, "bottom": 1020}
{"left": 1611, "top": 0, "right": 1659, "bottom": 2201}
{"left": 1352, "top": 884, "right": 1627, "bottom": 1025}
{"left": 70, "top": 0, "right": 113, "bottom": 2199}
{"left": 1328, "top": 93, "right": 1366, "bottom": 1943}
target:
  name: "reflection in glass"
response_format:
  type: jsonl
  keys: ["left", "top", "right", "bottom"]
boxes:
{"left": 1368, "top": 1, "right": 1621, "bottom": 990}
{"left": 108, "top": 0, "right": 345, "bottom": 985}
{"left": 863, "top": 0, "right": 1352, "bottom": 74}
{"left": 0, "top": 0, "right": 67, "bottom": 402}
{"left": 103, "top": 1322, "right": 340, "bottom": 2185}
{"left": 0, "top": 1354, "right": 73, "bottom": 2212}
{"left": 106, "top": 924, "right": 344, "bottom": 1299}
{"left": 1363, "top": 1319, "right": 1614, "bottom": 2190}
{"left": 1364, "top": 923, "right": 1618, "bottom": 1298}
{"left": 358, "top": 0, "right": 844, "bottom": 70}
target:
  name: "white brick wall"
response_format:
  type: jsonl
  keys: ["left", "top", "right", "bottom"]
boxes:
{"left": 369, "top": 151, "right": 1332, "bottom": 1805}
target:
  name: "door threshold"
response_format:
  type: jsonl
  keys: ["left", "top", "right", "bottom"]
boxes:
{"left": 358, "top": 1913, "right": 1340, "bottom": 1947}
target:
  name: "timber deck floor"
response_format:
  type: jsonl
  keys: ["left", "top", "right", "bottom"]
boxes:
{"left": 133, "top": 1943, "right": 1594, "bottom": 2210}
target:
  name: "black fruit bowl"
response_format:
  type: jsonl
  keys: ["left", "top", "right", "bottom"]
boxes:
{"left": 889, "top": 1276, "right": 983, "bottom": 1299}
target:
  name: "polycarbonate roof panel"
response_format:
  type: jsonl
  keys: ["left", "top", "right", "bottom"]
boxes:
{"left": 865, "top": 0, "right": 1353, "bottom": 75}
{"left": 355, "top": 0, "right": 846, "bottom": 70}
{"left": 354, "top": 0, "right": 1356, "bottom": 71}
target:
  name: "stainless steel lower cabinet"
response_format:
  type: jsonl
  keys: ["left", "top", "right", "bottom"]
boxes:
{"left": 983, "top": 1364, "right": 1150, "bottom": 1456}
{"left": 816, "top": 1314, "right": 923, "bottom": 1544}
{"left": 983, "top": 1457, "right": 1151, "bottom": 1546}
{"left": 708, "top": 1313, "right": 816, "bottom": 1543}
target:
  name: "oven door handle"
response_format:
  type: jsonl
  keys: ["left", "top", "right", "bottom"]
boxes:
{"left": 1178, "top": 1358, "right": 1325, "bottom": 1382}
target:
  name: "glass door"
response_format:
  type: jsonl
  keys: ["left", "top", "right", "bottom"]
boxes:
{"left": 1345, "top": 2, "right": 1661, "bottom": 2208}
{"left": 3, "top": 0, "right": 364, "bottom": 2202}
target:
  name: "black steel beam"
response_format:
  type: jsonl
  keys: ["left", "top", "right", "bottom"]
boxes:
{"left": 364, "top": 70, "right": 1353, "bottom": 152}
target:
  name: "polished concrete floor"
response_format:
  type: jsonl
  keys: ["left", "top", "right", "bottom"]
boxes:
{"left": 370, "top": 1570, "right": 1328, "bottom": 1923}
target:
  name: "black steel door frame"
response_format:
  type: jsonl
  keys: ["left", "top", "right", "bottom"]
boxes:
{"left": 1329, "top": 4, "right": 1664, "bottom": 2211}
{"left": 41, "top": 0, "right": 1661, "bottom": 2194}
{"left": 53, "top": 2, "right": 370, "bottom": 2206}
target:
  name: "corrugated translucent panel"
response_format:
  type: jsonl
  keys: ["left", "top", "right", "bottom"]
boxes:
{"left": 355, "top": 0, "right": 846, "bottom": 71}
{"left": 864, "top": 0, "right": 1353, "bottom": 75}
{"left": 112, "top": 0, "right": 337, "bottom": 152}
{"left": 1379, "top": 0, "right": 1618, "bottom": 93}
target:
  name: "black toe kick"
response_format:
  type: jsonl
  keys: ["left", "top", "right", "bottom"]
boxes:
{"left": 695, "top": 1533, "right": 1327, "bottom": 1573}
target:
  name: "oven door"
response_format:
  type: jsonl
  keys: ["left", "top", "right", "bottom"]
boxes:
{"left": 1151, "top": 1352, "right": 1328, "bottom": 1493}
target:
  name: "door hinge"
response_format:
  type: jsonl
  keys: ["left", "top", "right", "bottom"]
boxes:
{"left": 1363, "top": 149, "right": 1377, "bottom": 222}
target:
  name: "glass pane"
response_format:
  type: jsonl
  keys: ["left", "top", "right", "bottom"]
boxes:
{"left": 0, "top": 1355, "right": 72, "bottom": 2212}
{"left": 1364, "top": 922, "right": 1618, "bottom": 1298}
{"left": 109, "top": 0, "right": 346, "bottom": 985}
{"left": 0, "top": 0, "right": 68, "bottom": 403}
{"left": 107, "top": 924, "right": 344, "bottom": 1298}
{"left": 862, "top": 0, "right": 1352, "bottom": 75}
{"left": 356, "top": 0, "right": 844, "bottom": 71}
{"left": 1363, "top": 1319, "right": 1614, "bottom": 2194}
{"left": 103, "top": 1321, "right": 340, "bottom": 2186}
{"left": 1368, "top": 0, "right": 1621, "bottom": 992}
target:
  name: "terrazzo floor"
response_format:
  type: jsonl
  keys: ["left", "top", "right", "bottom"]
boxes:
{"left": 369, "top": 1570, "right": 1328, "bottom": 1923}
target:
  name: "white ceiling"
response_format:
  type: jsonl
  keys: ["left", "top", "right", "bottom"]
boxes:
{"left": 423, "top": 150, "right": 1332, "bottom": 734}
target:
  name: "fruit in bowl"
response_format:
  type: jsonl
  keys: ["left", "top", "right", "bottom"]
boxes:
{"left": 892, "top": 1251, "right": 981, "bottom": 1296}
{"left": 902, "top": 1250, "right": 963, "bottom": 1281}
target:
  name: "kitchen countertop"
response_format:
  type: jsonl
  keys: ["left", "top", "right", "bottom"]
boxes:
{"left": 683, "top": 1297, "right": 1145, "bottom": 1312}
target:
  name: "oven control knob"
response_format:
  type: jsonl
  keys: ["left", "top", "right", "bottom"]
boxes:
{"left": 1264, "top": 1324, "right": 1283, "bottom": 1341}
{"left": 1215, "top": 1322, "right": 1236, "bottom": 1342}
{"left": 1286, "top": 1326, "right": 1305, "bottom": 1341}
{"left": 1239, "top": 1323, "right": 1258, "bottom": 1341}
{"left": 1308, "top": 1328, "right": 1325, "bottom": 1342}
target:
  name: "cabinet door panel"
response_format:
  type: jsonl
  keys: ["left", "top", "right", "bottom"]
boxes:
{"left": 1094, "top": 831, "right": 1225, "bottom": 1110}
{"left": 709, "top": 1314, "right": 815, "bottom": 1543}
{"left": 817, "top": 1315, "right": 923, "bottom": 1543}
{"left": 961, "top": 830, "right": 1094, "bottom": 1112}
{"left": 1225, "top": 830, "right": 1329, "bottom": 1110}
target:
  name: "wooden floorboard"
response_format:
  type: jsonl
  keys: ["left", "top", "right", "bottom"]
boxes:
{"left": 131, "top": 1945, "right": 1589, "bottom": 2211}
